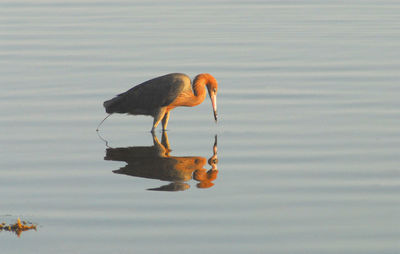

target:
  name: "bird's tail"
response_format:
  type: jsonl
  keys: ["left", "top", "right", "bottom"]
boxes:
{"left": 103, "top": 96, "right": 121, "bottom": 114}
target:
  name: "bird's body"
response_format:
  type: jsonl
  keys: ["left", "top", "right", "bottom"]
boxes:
{"left": 103, "top": 73, "right": 218, "bottom": 131}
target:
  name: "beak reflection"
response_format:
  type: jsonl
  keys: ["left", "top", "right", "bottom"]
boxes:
{"left": 104, "top": 132, "right": 219, "bottom": 192}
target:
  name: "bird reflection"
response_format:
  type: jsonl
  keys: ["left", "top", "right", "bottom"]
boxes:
{"left": 104, "top": 132, "right": 218, "bottom": 191}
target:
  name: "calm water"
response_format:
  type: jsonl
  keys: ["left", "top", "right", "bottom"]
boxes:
{"left": 1, "top": 0, "right": 399, "bottom": 253}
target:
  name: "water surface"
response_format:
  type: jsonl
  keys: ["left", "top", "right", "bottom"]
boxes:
{"left": 1, "top": 0, "right": 399, "bottom": 253}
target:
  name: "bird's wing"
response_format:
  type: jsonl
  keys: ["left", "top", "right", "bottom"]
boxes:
{"left": 108, "top": 73, "right": 189, "bottom": 114}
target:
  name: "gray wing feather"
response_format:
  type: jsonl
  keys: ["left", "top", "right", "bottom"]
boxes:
{"left": 104, "top": 73, "right": 189, "bottom": 114}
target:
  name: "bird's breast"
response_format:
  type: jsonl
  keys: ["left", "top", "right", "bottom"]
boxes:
{"left": 166, "top": 89, "right": 198, "bottom": 110}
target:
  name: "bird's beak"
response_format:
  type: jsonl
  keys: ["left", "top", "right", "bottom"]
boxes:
{"left": 211, "top": 94, "right": 217, "bottom": 122}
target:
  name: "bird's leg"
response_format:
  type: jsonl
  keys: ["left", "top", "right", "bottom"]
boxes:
{"left": 151, "top": 130, "right": 158, "bottom": 145}
{"left": 162, "top": 111, "right": 170, "bottom": 131}
{"left": 152, "top": 131, "right": 168, "bottom": 156}
{"left": 161, "top": 131, "right": 171, "bottom": 154}
{"left": 151, "top": 107, "right": 167, "bottom": 132}
{"left": 152, "top": 131, "right": 161, "bottom": 146}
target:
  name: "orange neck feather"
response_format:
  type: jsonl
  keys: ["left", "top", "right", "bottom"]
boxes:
{"left": 192, "top": 73, "right": 216, "bottom": 105}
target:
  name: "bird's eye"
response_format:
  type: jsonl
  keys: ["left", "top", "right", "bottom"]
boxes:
{"left": 213, "top": 88, "right": 217, "bottom": 93}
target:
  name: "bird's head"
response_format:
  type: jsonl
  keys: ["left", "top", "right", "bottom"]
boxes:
{"left": 204, "top": 74, "right": 218, "bottom": 122}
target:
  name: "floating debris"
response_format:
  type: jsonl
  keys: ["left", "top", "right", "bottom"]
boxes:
{"left": 0, "top": 218, "right": 37, "bottom": 237}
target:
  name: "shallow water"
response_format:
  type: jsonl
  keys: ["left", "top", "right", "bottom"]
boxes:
{"left": 1, "top": 0, "right": 399, "bottom": 253}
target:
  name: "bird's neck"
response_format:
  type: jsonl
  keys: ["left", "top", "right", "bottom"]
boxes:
{"left": 191, "top": 77, "right": 208, "bottom": 105}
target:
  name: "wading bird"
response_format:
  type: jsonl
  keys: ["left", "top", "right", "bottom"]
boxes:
{"left": 103, "top": 73, "right": 218, "bottom": 132}
{"left": 105, "top": 132, "right": 218, "bottom": 191}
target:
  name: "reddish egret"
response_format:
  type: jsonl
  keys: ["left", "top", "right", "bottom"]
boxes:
{"left": 102, "top": 73, "right": 218, "bottom": 131}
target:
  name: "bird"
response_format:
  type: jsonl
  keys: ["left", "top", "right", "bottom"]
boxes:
{"left": 102, "top": 73, "right": 218, "bottom": 132}
{"left": 105, "top": 132, "right": 218, "bottom": 191}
